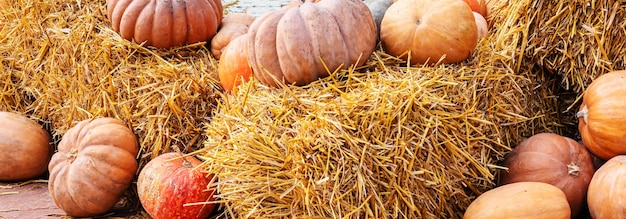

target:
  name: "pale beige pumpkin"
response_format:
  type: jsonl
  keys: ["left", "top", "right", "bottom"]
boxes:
{"left": 107, "top": 0, "right": 223, "bottom": 48}
{"left": 247, "top": 0, "right": 377, "bottom": 87}
{"left": 380, "top": 0, "right": 478, "bottom": 65}
{"left": 210, "top": 12, "right": 255, "bottom": 59}
{"left": 0, "top": 112, "right": 52, "bottom": 181}
{"left": 464, "top": 182, "right": 571, "bottom": 219}
{"left": 588, "top": 155, "right": 626, "bottom": 219}
{"left": 48, "top": 118, "right": 139, "bottom": 217}
{"left": 577, "top": 70, "right": 626, "bottom": 160}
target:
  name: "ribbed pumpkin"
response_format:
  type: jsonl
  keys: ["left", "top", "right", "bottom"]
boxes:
{"left": 577, "top": 70, "right": 626, "bottom": 160}
{"left": 107, "top": 0, "right": 223, "bottom": 49}
{"left": 380, "top": 0, "right": 477, "bottom": 65}
{"left": 0, "top": 112, "right": 52, "bottom": 181}
{"left": 587, "top": 155, "right": 626, "bottom": 219}
{"left": 247, "top": 0, "right": 377, "bottom": 87}
{"left": 210, "top": 12, "right": 255, "bottom": 59}
{"left": 218, "top": 34, "right": 253, "bottom": 92}
{"left": 499, "top": 133, "right": 595, "bottom": 216}
{"left": 48, "top": 118, "right": 139, "bottom": 217}
{"left": 464, "top": 182, "right": 571, "bottom": 219}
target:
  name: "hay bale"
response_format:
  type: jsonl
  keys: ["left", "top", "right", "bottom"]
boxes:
{"left": 199, "top": 1, "right": 562, "bottom": 218}
{"left": 0, "top": 0, "right": 221, "bottom": 166}
{"left": 519, "top": 0, "right": 626, "bottom": 92}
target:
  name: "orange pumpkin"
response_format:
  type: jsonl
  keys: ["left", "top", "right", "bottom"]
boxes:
{"left": 463, "top": 182, "right": 571, "bottom": 219}
{"left": 587, "top": 155, "right": 626, "bottom": 219}
{"left": 463, "top": 0, "right": 488, "bottom": 17}
{"left": 48, "top": 118, "right": 139, "bottom": 217}
{"left": 380, "top": 0, "right": 478, "bottom": 65}
{"left": 499, "top": 133, "right": 594, "bottom": 216}
{"left": 247, "top": 0, "right": 377, "bottom": 87}
{"left": 218, "top": 34, "right": 253, "bottom": 92}
{"left": 210, "top": 12, "right": 255, "bottom": 59}
{"left": 107, "top": 0, "right": 223, "bottom": 48}
{"left": 577, "top": 70, "right": 626, "bottom": 160}
{"left": 0, "top": 112, "right": 52, "bottom": 181}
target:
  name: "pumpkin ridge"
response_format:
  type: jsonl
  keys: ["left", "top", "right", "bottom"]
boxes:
{"left": 67, "top": 169, "right": 118, "bottom": 215}
{"left": 276, "top": 7, "right": 316, "bottom": 85}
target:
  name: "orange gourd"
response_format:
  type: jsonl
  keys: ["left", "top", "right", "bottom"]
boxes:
{"left": 0, "top": 112, "right": 52, "bottom": 181}
{"left": 218, "top": 34, "right": 253, "bottom": 92}
{"left": 577, "top": 70, "right": 626, "bottom": 160}
{"left": 464, "top": 182, "right": 571, "bottom": 219}
{"left": 380, "top": 0, "right": 478, "bottom": 65}
{"left": 587, "top": 155, "right": 626, "bottom": 219}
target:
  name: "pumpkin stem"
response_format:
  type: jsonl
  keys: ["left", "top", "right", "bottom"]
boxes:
{"left": 172, "top": 145, "right": 193, "bottom": 168}
{"left": 567, "top": 163, "right": 580, "bottom": 176}
{"left": 65, "top": 148, "right": 77, "bottom": 164}
{"left": 576, "top": 105, "right": 589, "bottom": 124}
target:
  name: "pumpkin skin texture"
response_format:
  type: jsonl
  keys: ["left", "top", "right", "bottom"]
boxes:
{"left": 137, "top": 152, "right": 217, "bottom": 219}
{"left": 462, "top": 0, "right": 488, "bottom": 17}
{"left": 0, "top": 112, "right": 52, "bottom": 181}
{"left": 587, "top": 155, "right": 626, "bottom": 219}
{"left": 463, "top": 182, "right": 571, "bottom": 219}
{"left": 499, "top": 133, "right": 594, "bottom": 216}
{"left": 218, "top": 34, "right": 253, "bottom": 92}
{"left": 247, "top": 0, "right": 377, "bottom": 87}
{"left": 48, "top": 118, "right": 139, "bottom": 217}
{"left": 577, "top": 70, "right": 626, "bottom": 160}
{"left": 473, "top": 12, "right": 489, "bottom": 40}
{"left": 107, "top": 0, "right": 223, "bottom": 49}
{"left": 210, "top": 12, "right": 255, "bottom": 59}
{"left": 380, "top": 0, "right": 478, "bottom": 65}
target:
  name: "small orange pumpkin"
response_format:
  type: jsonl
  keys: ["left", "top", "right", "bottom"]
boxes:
{"left": 464, "top": 182, "right": 571, "bottom": 219}
{"left": 107, "top": 0, "right": 223, "bottom": 48}
{"left": 218, "top": 34, "right": 253, "bottom": 92}
{"left": 380, "top": 0, "right": 478, "bottom": 65}
{"left": 577, "top": 70, "right": 626, "bottom": 160}
{"left": 48, "top": 117, "right": 139, "bottom": 217}
{"left": 0, "top": 112, "right": 52, "bottom": 181}
{"left": 210, "top": 12, "right": 255, "bottom": 59}
{"left": 587, "top": 155, "right": 626, "bottom": 219}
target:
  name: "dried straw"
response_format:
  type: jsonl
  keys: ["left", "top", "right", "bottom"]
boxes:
{"left": 520, "top": 0, "right": 626, "bottom": 93}
{"left": 0, "top": 0, "right": 221, "bottom": 167}
{"left": 199, "top": 1, "right": 562, "bottom": 218}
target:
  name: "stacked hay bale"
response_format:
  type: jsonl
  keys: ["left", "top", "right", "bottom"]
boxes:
{"left": 519, "top": 0, "right": 626, "bottom": 93}
{"left": 0, "top": 0, "right": 221, "bottom": 166}
{"left": 200, "top": 0, "right": 562, "bottom": 218}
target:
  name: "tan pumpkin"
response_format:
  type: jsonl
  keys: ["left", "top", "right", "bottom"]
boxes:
{"left": 473, "top": 12, "right": 489, "bottom": 40}
{"left": 218, "top": 34, "right": 253, "bottom": 92}
{"left": 463, "top": 182, "right": 571, "bottom": 219}
{"left": 0, "top": 112, "right": 52, "bottom": 181}
{"left": 48, "top": 117, "right": 139, "bottom": 217}
{"left": 587, "top": 155, "right": 626, "bottom": 219}
{"left": 247, "top": 0, "right": 377, "bottom": 87}
{"left": 577, "top": 70, "right": 626, "bottom": 160}
{"left": 380, "top": 0, "right": 478, "bottom": 65}
{"left": 499, "top": 133, "right": 594, "bottom": 216}
{"left": 210, "top": 12, "right": 255, "bottom": 59}
{"left": 107, "top": 0, "right": 223, "bottom": 49}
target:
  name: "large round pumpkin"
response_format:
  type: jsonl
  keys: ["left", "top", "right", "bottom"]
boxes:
{"left": 0, "top": 112, "right": 52, "bottom": 181}
{"left": 463, "top": 182, "right": 571, "bottom": 219}
{"left": 210, "top": 12, "right": 255, "bottom": 59}
{"left": 48, "top": 117, "right": 139, "bottom": 217}
{"left": 499, "top": 133, "right": 594, "bottom": 216}
{"left": 107, "top": 0, "right": 223, "bottom": 49}
{"left": 380, "top": 0, "right": 478, "bottom": 65}
{"left": 587, "top": 155, "right": 626, "bottom": 219}
{"left": 247, "top": 0, "right": 377, "bottom": 87}
{"left": 577, "top": 70, "right": 626, "bottom": 160}
{"left": 137, "top": 152, "right": 217, "bottom": 219}
{"left": 218, "top": 34, "right": 253, "bottom": 92}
